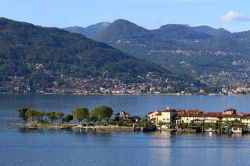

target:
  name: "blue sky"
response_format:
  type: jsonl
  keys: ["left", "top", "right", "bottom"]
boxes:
{"left": 0, "top": 0, "right": 250, "bottom": 32}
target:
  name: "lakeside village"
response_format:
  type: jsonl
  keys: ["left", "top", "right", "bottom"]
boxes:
{"left": 17, "top": 106, "right": 250, "bottom": 134}
{"left": 2, "top": 75, "right": 250, "bottom": 95}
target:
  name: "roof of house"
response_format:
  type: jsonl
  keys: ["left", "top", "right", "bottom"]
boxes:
{"left": 180, "top": 113, "right": 204, "bottom": 117}
{"left": 131, "top": 116, "right": 141, "bottom": 120}
{"left": 177, "top": 110, "right": 186, "bottom": 116}
{"left": 155, "top": 112, "right": 162, "bottom": 116}
{"left": 242, "top": 115, "right": 250, "bottom": 119}
{"left": 204, "top": 112, "right": 222, "bottom": 117}
{"left": 187, "top": 109, "right": 203, "bottom": 114}
{"left": 148, "top": 107, "right": 244, "bottom": 119}
{"left": 162, "top": 108, "right": 176, "bottom": 112}
{"left": 221, "top": 114, "right": 242, "bottom": 118}
{"left": 115, "top": 111, "right": 130, "bottom": 116}
{"left": 179, "top": 112, "right": 242, "bottom": 118}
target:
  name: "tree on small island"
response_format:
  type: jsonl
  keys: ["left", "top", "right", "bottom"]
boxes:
{"left": 89, "top": 108, "right": 100, "bottom": 123}
{"left": 26, "top": 109, "right": 39, "bottom": 123}
{"left": 35, "top": 111, "right": 45, "bottom": 123}
{"left": 46, "top": 112, "right": 57, "bottom": 123}
{"left": 18, "top": 107, "right": 30, "bottom": 123}
{"left": 63, "top": 115, "right": 73, "bottom": 124}
{"left": 72, "top": 107, "right": 89, "bottom": 124}
{"left": 99, "top": 106, "right": 113, "bottom": 121}
{"left": 17, "top": 106, "right": 144, "bottom": 128}
{"left": 90, "top": 106, "right": 113, "bottom": 124}
{"left": 18, "top": 108, "right": 46, "bottom": 124}
{"left": 56, "top": 112, "right": 64, "bottom": 123}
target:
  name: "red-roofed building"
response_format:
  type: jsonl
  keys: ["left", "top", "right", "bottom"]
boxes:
{"left": 177, "top": 110, "right": 186, "bottom": 116}
{"left": 187, "top": 109, "right": 203, "bottom": 114}
{"left": 131, "top": 116, "right": 141, "bottom": 122}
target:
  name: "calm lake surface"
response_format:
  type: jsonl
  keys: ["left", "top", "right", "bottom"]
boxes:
{"left": 1, "top": 95, "right": 250, "bottom": 166}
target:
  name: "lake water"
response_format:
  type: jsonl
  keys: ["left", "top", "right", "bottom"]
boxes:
{"left": 1, "top": 95, "right": 250, "bottom": 166}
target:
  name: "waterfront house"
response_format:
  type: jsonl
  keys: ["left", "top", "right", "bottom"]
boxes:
{"left": 241, "top": 115, "right": 250, "bottom": 126}
{"left": 131, "top": 116, "right": 141, "bottom": 122}
{"left": 220, "top": 109, "right": 242, "bottom": 122}
{"left": 152, "top": 107, "right": 249, "bottom": 128}
{"left": 179, "top": 113, "right": 205, "bottom": 124}
{"left": 115, "top": 111, "right": 130, "bottom": 120}
{"left": 148, "top": 108, "right": 177, "bottom": 124}
{"left": 221, "top": 114, "right": 242, "bottom": 122}
{"left": 177, "top": 110, "right": 221, "bottom": 124}
{"left": 179, "top": 110, "right": 242, "bottom": 124}
{"left": 203, "top": 112, "right": 221, "bottom": 123}
{"left": 177, "top": 109, "right": 205, "bottom": 124}
{"left": 147, "top": 111, "right": 162, "bottom": 124}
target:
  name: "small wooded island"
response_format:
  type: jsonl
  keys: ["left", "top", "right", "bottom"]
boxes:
{"left": 17, "top": 106, "right": 250, "bottom": 134}
{"left": 17, "top": 106, "right": 153, "bottom": 132}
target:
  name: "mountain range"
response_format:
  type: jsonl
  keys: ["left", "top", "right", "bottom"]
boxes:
{"left": 65, "top": 19, "right": 250, "bottom": 87}
{"left": 64, "top": 22, "right": 110, "bottom": 38}
{"left": 0, "top": 17, "right": 201, "bottom": 94}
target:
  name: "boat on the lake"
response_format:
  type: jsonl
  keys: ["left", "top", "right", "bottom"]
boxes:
{"left": 60, "top": 126, "right": 72, "bottom": 130}
{"left": 27, "top": 126, "right": 39, "bottom": 130}
{"left": 204, "top": 128, "right": 214, "bottom": 132}
{"left": 230, "top": 126, "right": 243, "bottom": 134}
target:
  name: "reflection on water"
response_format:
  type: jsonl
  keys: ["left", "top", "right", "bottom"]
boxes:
{"left": 146, "top": 131, "right": 172, "bottom": 165}
{"left": 1, "top": 128, "right": 250, "bottom": 166}
{"left": 2, "top": 95, "right": 250, "bottom": 165}
{"left": 17, "top": 127, "right": 250, "bottom": 140}
{"left": 18, "top": 127, "right": 45, "bottom": 134}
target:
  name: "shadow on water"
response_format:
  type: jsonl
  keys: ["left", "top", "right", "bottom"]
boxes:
{"left": 72, "top": 128, "right": 113, "bottom": 137}
{"left": 18, "top": 127, "right": 113, "bottom": 138}
{"left": 18, "top": 127, "right": 45, "bottom": 134}
{"left": 17, "top": 127, "right": 250, "bottom": 141}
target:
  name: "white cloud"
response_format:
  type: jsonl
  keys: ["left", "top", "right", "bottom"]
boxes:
{"left": 221, "top": 11, "right": 250, "bottom": 22}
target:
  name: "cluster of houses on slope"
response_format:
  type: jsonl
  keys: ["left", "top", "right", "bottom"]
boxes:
{"left": 147, "top": 107, "right": 250, "bottom": 127}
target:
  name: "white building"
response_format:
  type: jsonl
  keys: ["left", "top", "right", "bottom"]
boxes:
{"left": 148, "top": 108, "right": 177, "bottom": 124}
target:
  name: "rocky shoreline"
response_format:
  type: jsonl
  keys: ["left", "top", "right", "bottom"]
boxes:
{"left": 14, "top": 123, "right": 140, "bottom": 132}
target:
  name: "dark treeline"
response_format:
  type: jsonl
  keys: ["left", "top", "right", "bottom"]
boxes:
{"left": 18, "top": 106, "right": 153, "bottom": 127}
{"left": 18, "top": 106, "right": 112, "bottom": 125}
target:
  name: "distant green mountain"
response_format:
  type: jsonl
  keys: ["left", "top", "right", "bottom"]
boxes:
{"left": 191, "top": 26, "right": 231, "bottom": 37}
{"left": 64, "top": 22, "right": 110, "bottom": 38}
{"left": 152, "top": 24, "right": 212, "bottom": 40}
{"left": 68, "top": 19, "right": 250, "bottom": 87}
{"left": 0, "top": 18, "right": 202, "bottom": 94}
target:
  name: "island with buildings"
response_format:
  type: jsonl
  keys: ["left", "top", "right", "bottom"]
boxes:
{"left": 148, "top": 107, "right": 250, "bottom": 134}
{"left": 16, "top": 105, "right": 250, "bottom": 135}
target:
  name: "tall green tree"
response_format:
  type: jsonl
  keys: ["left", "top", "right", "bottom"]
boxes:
{"left": 46, "top": 112, "right": 57, "bottom": 123}
{"left": 99, "top": 106, "right": 113, "bottom": 121}
{"left": 34, "top": 111, "right": 45, "bottom": 123}
{"left": 89, "top": 109, "right": 100, "bottom": 123}
{"left": 56, "top": 112, "right": 64, "bottom": 123}
{"left": 25, "top": 109, "right": 37, "bottom": 123}
{"left": 63, "top": 115, "right": 73, "bottom": 124}
{"left": 18, "top": 107, "right": 30, "bottom": 123}
{"left": 91, "top": 106, "right": 113, "bottom": 123}
{"left": 71, "top": 108, "right": 89, "bottom": 124}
